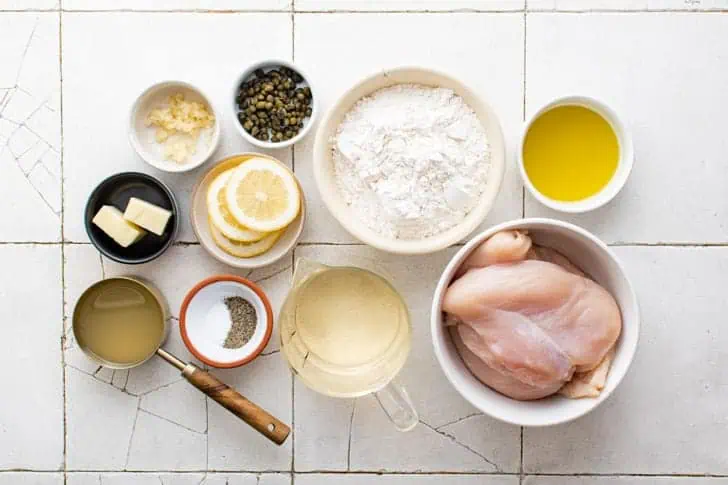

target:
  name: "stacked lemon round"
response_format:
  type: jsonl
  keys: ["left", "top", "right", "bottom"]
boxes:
{"left": 206, "top": 157, "right": 301, "bottom": 258}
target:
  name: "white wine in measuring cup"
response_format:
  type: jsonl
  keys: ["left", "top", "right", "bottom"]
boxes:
{"left": 280, "top": 259, "right": 418, "bottom": 431}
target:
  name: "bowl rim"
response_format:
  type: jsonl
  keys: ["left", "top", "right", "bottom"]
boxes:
{"left": 312, "top": 65, "right": 506, "bottom": 255}
{"left": 128, "top": 80, "right": 221, "bottom": 173}
{"left": 430, "top": 217, "right": 640, "bottom": 426}
{"left": 84, "top": 171, "right": 180, "bottom": 265}
{"left": 189, "top": 153, "right": 306, "bottom": 269}
{"left": 517, "top": 95, "right": 634, "bottom": 213}
{"left": 230, "top": 59, "right": 318, "bottom": 149}
{"left": 179, "top": 274, "right": 274, "bottom": 368}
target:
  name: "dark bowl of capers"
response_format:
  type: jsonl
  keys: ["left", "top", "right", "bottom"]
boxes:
{"left": 232, "top": 60, "right": 317, "bottom": 149}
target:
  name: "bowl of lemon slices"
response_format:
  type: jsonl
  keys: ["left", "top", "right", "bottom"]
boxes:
{"left": 191, "top": 153, "right": 305, "bottom": 268}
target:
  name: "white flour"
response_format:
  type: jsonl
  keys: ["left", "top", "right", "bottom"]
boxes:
{"left": 333, "top": 84, "right": 490, "bottom": 240}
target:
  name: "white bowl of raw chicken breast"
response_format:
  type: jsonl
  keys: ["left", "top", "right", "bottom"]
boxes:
{"left": 431, "top": 218, "right": 639, "bottom": 427}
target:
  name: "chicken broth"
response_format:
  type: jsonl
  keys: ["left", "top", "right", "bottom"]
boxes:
{"left": 74, "top": 279, "right": 165, "bottom": 365}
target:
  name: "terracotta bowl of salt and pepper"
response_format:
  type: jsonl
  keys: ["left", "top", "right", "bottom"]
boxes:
{"left": 180, "top": 275, "right": 274, "bottom": 369}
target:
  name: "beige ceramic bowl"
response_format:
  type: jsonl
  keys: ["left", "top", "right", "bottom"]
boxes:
{"left": 313, "top": 66, "right": 506, "bottom": 255}
{"left": 190, "top": 153, "right": 305, "bottom": 269}
{"left": 129, "top": 80, "right": 220, "bottom": 173}
{"left": 431, "top": 218, "right": 640, "bottom": 427}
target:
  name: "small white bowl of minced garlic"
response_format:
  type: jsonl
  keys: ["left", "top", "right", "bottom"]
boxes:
{"left": 130, "top": 81, "right": 221, "bottom": 173}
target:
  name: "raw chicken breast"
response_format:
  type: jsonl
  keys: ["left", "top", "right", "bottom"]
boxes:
{"left": 444, "top": 230, "right": 622, "bottom": 401}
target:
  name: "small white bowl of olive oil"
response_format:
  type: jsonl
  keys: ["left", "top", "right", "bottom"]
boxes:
{"left": 518, "top": 96, "right": 633, "bottom": 213}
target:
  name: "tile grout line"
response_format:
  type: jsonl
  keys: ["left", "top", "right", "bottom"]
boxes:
{"left": 58, "top": 3, "right": 68, "bottom": 484}
{"left": 521, "top": 8, "right": 527, "bottom": 219}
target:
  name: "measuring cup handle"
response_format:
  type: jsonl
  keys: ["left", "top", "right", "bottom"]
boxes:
{"left": 375, "top": 380, "right": 418, "bottom": 432}
{"left": 183, "top": 364, "right": 291, "bottom": 445}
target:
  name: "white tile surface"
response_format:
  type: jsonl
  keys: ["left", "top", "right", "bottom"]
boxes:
{"left": 67, "top": 473, "right": 291, "bottom": 485}
{"left": 524, "top": 247, "right": 728, "bottom": 474}
{"left": 0, "top": 0, "right": 57, "bottom": 9}
{"left": 63, "top": 0, "right": 291, "bottom": 10}
{"left": 525, "top": 479, "right": 728, "bottom": 485}
{"left": 528, "top": 0, "right": 648, "bottom": 9}
{"left": 648, "top": 0, "right": 728, "bottom": 8}
{"left": 294, "top": 13, "right": 524, "bottom": 243}
{"left": 0, "top": 13, "right": 61, "bottom": 241}
{"left": 296, "top": 475, "right": 517, "bottom": 485}
{"left": 207, "top": 353, "right": 292, "bottom": 471}
{"left": 2, "top": 1, "right": 728, "bottom": 480}
{"left": 524, "top": 13, "right": 728, "bottom": 244}
{"left": 296, "top": 0, "right": 524, "bottom": 10}
{"left": 0, "top": 474, "right": 63, "bottom": 485}
{"left": 63, "top": 244, "right": 292, "bottom": 471}
{"left": 61, "top": 12, "right": 292, "bottom": 242}
{"left": 0, "top": 245, "right": 63, "bottom": 470}
{"left": 293, "top": 245, "right": 520, "bottom": 473}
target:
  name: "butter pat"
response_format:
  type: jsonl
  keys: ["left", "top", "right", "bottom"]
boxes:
{"left": 92, "top": 206, "right": 146, "bottom": 247}
{"left": 123, "top": 197, "right": 172, "bottom": 236}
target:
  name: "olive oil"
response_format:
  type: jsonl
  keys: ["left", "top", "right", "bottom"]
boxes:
{"left": 523, "top": 105, "right": 619, "bottom": 202}
{"left": 74, "top": 279, "right": 165, "bottom": 365}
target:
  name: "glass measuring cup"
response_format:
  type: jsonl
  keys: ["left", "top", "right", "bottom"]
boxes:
{"left": 279, "top": 259, "right": 418, "bottom": 431}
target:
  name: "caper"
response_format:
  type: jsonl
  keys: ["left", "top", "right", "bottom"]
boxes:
{"left": 305, "top": 107, "right": 312, "bottom": 117}
{"left": 265, "top": 102, "right": 273, "bottom": 109}
{"left": 243, "top": 121, "right": 253, "bottom": 130}
{"left": 247, "top": 106, "right": 256, "bottom": 114}
{"left": 256, "top": 101, "right": 266, "bottom": 109}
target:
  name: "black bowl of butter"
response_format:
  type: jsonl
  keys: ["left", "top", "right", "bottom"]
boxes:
{"left": 85, "top": 172, "right": 179, "bottom": 264}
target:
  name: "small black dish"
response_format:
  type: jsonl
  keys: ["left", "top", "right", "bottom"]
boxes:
{"left": 85, "top": 172, "right": 179, "bottom": 264}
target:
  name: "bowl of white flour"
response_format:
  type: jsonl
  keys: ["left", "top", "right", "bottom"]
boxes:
{"left": 313, "top": 67, "right": 505, "bottom": 254}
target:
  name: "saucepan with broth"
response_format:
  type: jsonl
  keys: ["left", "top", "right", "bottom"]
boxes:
{"left": 73, "top": 277, "right": 290, "bottom": 445}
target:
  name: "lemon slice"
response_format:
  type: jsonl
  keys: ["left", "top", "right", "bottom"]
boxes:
{"left": 224, "top": 157, "right": 301, "bottom": 233}
{"left": 207, "top": 169, "right": 267, "bottom": 242}
{"left": 209, "top": 218, "right": 283, "bottom": 258}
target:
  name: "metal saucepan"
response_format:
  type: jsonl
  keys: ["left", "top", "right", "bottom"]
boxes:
{"left": 73, "top": 276, "right": 290, "bottom": 445}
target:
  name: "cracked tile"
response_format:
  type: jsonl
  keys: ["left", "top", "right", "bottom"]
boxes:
{"left": 296, "top": 0, "right": 524, "bottom": 10}
{"left": 525, "top": 13, "right": 728, "bottom": 243}
{"left": 7, "top": 124, "right": 36, "bottom": 155}
{"left": 127, "top": 410, "right": 207, "bottom": 470}
{"left": 0, "top": 245, "right": 63, "bottom": 469}
{"left": 0, "top": 13, "right": 60, "bottom": 241}
{"left": 524, "top": 248, "right": 728, "bottom": 474}
{"left": 64, "top": 0, "right": 290, "bottom": 10}
{"left": 140, "top": 378, "right": 207, "bottom": 433}
{"left": 294, "top": 13, "right": 523, "bottom": 243}
{"left": 294, "top": 380, "right": 354, "bottom": 471}
{"left": 66, "top": 366, "right": 140, "bottom": 470}
{"left": 0, "top": 474, "right": 63, "bottom": 485}
{"left": 27, "top": 161, "right": 61, "bottom": 213}
{"left": 208, "top": 353, "right": 292, "bottom": 471}
{"left": 293, "top": 246, "right": 520, "bottom": 473}
{"left": 296, "top": 475, "right": 517, "bottom": 485}
{"left": 62, "top": 12, "right": 292, "bottom": 242}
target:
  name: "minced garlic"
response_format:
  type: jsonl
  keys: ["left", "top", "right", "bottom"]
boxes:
{"left": 145, "top": 93, "right": 215, "bottom": 163}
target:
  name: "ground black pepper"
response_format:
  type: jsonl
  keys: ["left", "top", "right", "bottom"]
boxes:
{"left": 223, "top": 296, "right": 257, "bottom": 349}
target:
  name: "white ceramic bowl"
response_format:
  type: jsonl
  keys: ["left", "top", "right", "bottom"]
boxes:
{"left": 180, "top": 275, "right": 273, "bottom": 368}
{"left": 129, "top": 81, "right": 221, "bottom": 173}
{"left": 313, "top": 66, "right": 506, "bottom": 255}
{"left": 518, "top": 96, "right": 634, "bottom": 213}
{"left": 431, "top": 218, "right": 640, "bottom": 427}
{"left": 231, "top": 59, "right": 317, "bottom": 149}
{"left": 190, "top": 153, "right": 305, "bottom": 269}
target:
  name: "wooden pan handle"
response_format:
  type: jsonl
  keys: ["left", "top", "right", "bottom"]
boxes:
{"left": 183, "top": 364, "right": 290, "bottom": 445}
